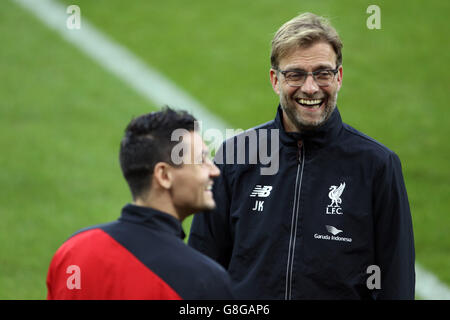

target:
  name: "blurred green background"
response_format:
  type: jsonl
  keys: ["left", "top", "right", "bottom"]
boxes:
{"left": 0, "top": 0, "right": 449, "bottom": 299}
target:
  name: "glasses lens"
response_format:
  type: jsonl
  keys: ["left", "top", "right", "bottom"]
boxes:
{"left": 314, "top": 70, "right": 334, "bottom": 86}
{"left": 284, "top": 71, "right": 306, "bottom": 86}
{"left": 283, "top": 70, "right": 336, "bottom": 87}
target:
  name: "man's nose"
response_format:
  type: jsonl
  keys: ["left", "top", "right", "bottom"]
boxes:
{"left": 301, "top": 74, "right": 319, "bottom": 95}
{"left": 209, "top": 162, "right": 220, "bottom": 178}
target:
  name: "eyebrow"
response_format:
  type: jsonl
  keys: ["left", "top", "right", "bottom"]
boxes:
{"left": 284, "top": 64, "right": 335, "bottom": 72}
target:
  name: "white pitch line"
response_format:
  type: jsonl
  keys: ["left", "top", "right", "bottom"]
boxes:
{"left": 12, "top": 0, "right": 229, "bottom": 133}
{"left": 13, "top": 0, "right": 450, "bottom": 300}
{"left": 416, "top": 263, "right": 450, "bottom": 300}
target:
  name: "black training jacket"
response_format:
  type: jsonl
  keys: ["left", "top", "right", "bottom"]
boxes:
{"left": 189, "top": 105, "right": 415, "bottom": 299}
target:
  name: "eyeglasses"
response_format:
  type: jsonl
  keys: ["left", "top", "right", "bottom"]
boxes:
{"left": 278, "top": 67, "right": 339, "bottom": 87}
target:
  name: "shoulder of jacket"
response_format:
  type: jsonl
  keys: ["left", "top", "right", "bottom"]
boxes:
{"left": 181, "top": 243, "right": 228, "bottom": 275}
{"left": 168, "top": 243, "right": 231, "bottom": 296}
{"left": 213, "top": 120, "right": 275, "bottom": 170}
{"left": 224, "top": 119, "right": 275, "bottom": 142}
{"left": 65, "top": 221, "right": 116, "bottom": 242}
{"left": 341, "top": 123, "right": 397, "bottom": 160}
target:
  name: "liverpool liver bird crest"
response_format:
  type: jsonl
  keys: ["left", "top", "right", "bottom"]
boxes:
{"left": 328, "top": 182, "right": 346, "bottom": 207}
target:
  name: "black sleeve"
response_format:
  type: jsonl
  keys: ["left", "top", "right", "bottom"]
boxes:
{"left": 195, "top": 265, "right": 236, "bottom": 300}
{"left": 188, "top": 157, "right": 233, "bottom": 269}
{"left": 372, "top": 152, "right": 415, "bottom": 299}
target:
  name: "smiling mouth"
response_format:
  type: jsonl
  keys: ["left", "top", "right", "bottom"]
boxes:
{"left": 296, "top": 98, "right": 324, "bottom": 109}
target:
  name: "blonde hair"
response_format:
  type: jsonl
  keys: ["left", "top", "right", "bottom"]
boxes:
{"left": 270, "top": 13, "right": 343, "bottom": 69}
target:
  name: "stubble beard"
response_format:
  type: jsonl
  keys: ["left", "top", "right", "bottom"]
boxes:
{"left": 281, "top": 91, "right": 338, "bottom": 132}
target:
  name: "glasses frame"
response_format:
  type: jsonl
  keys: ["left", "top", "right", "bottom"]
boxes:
{"left": 278, "top": 67, "right": 340, "bottom": 87}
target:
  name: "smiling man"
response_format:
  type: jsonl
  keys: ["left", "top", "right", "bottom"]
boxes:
{"left": 47, "top": 107, "right": 233, "bottom": 300}
{"left": 270, "top": 42, "right": 342, "bottom": 131}
{"left": 189, "top": 13, "right": 415, "bottom": 299}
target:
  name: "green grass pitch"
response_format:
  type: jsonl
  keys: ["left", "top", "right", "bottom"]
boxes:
{"left": 0, "top": 0, "right": 449, "bottom": 298}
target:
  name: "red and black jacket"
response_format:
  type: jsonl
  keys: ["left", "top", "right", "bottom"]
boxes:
{"left": 47, "top": 204, "right": 234, "bottom": 299}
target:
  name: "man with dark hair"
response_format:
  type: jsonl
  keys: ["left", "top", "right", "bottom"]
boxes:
{"left": 47, "top": 107, "right": 233, "bottom": 299}
{"left": 189, "top": 13, "right": 415, "bottom": 299}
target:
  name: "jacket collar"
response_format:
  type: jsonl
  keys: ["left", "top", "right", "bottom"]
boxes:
{"left": 274, "top": 104, "right": 343, "bottom": 148}
{"left": 119, "top": 204, "right": 186, "bottom": 239}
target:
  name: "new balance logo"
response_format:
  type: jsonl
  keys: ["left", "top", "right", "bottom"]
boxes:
{"left": 250, "top": 185, "right": 272, "bottom": 213}
{"left": 250, "top": 185, "right": 273, "bottom": 198}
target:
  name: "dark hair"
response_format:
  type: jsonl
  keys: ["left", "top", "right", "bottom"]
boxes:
{"left": 119, "top": 106, "right": 197, "bottom": 200}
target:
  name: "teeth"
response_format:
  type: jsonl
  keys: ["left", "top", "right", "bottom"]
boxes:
{"left": 298, "top": 98, "right": 322, "bottom": 105}
{"left": 206, "top": 185, "right": 212, "bottom": 191}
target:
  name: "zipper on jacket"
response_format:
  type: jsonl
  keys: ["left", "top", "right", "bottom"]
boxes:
{"left": 285, "top": 141, "right": 305, "bottom": 300}
{"left": 296, "top": 140, "right": 303, "bottom": 163}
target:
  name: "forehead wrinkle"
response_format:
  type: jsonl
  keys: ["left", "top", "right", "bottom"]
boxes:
{"left": 282, "top": 56, "right": 334, "bottom": 71}
{"left": 280, "top": 43, "right": 336, "bottom": 71}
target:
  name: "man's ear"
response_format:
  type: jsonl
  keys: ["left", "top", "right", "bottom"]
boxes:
{"left": 336, "top": 65, "right": 343, "bottom": 91}
{"left": 153, "top": 162, "right": 173, "bottom": 190}
{"left": 270, "top": 68, "right": 280, "bottom": 95}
